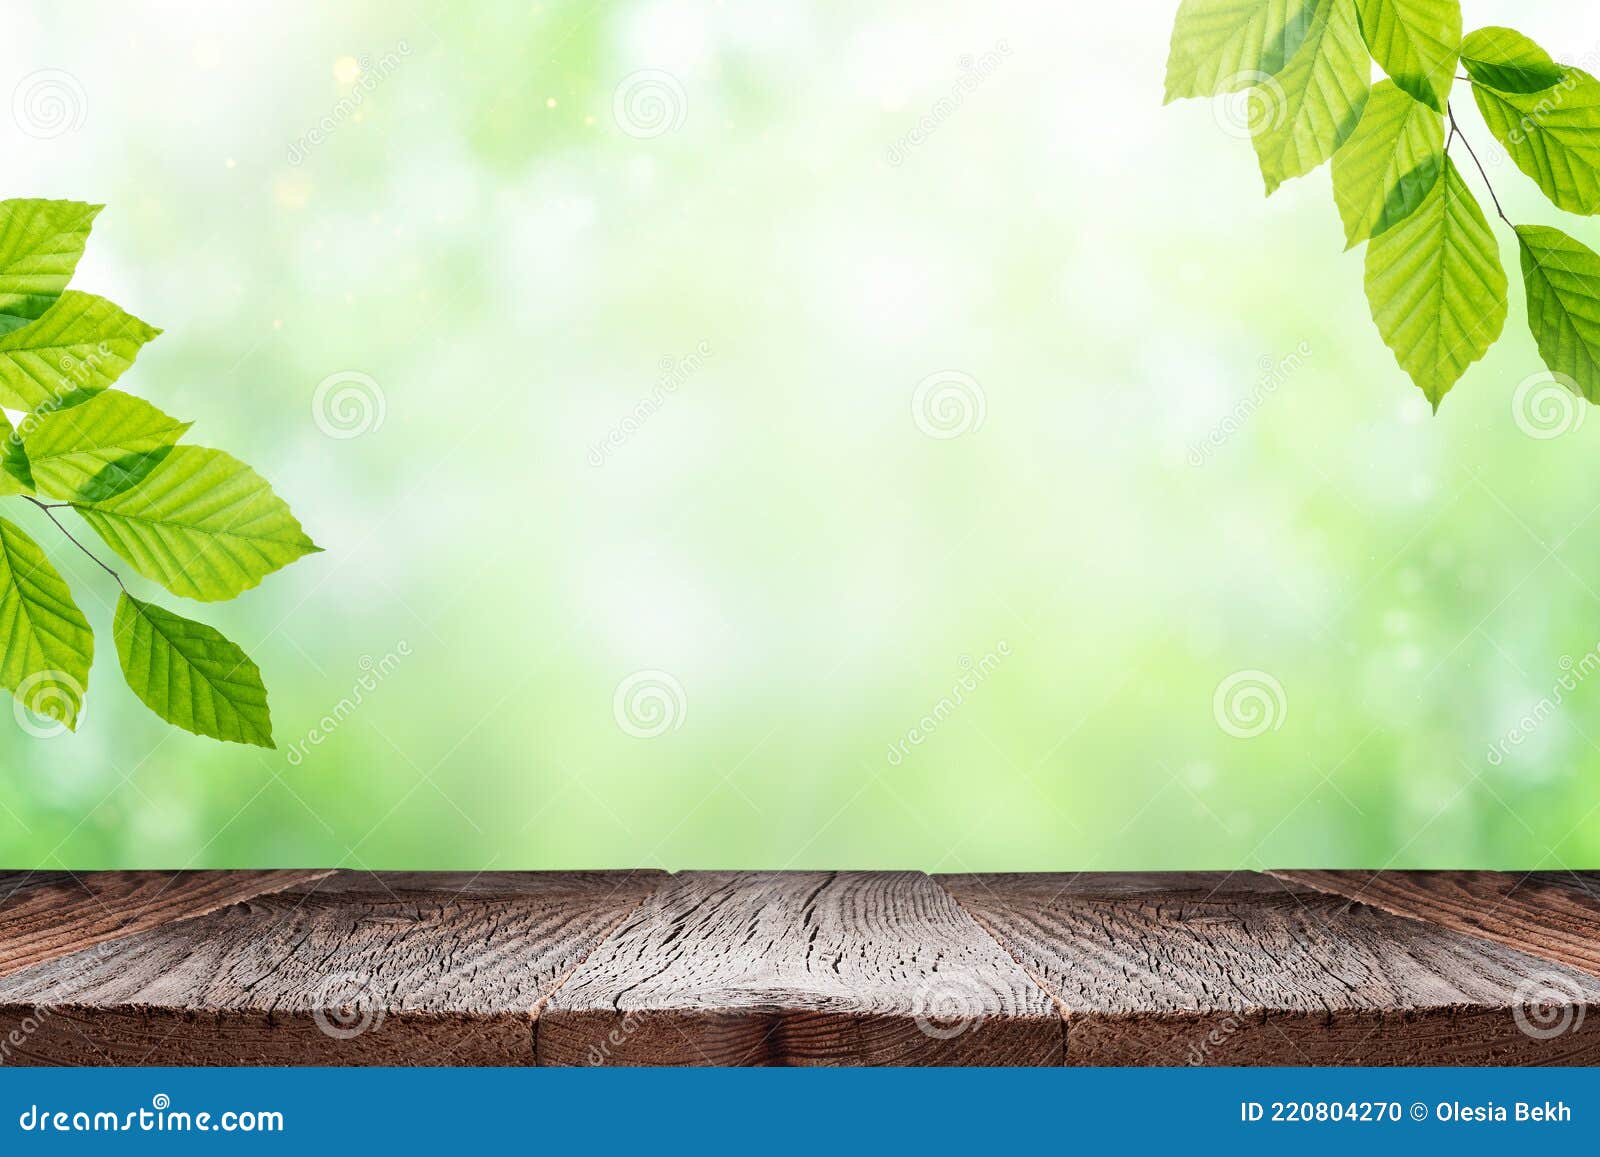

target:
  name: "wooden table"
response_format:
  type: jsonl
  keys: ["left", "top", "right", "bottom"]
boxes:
{"left": 1, "top": 870, "right": 1596, "bottom": 1066}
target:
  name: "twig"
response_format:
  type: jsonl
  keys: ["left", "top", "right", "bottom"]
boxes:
{"left": 24, "top": 496, "right": 126, "bottom": 592}
{"left": 1448, "top": 101, "right": 1512, "bottom": 227}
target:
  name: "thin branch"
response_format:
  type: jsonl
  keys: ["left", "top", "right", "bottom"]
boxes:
{"left": 1447, "top": 101, "right": 1511, "bottom": 227}
{"left": 24, "top": 496, "right": 126, "bottom": 592}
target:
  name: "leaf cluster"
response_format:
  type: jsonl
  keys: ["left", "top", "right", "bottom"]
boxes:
{"left": 0, "top": 199, "right": 319, "bottom": 746}
{"left": 1167, "top": 2, "right": 1600, "bottom": 410}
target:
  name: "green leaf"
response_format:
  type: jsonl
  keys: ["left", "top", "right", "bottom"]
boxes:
{"left": 0, "top": 413, "right": 33, "bottom": 497}
{"left": 1332, "top": 80, "right": 1445, "bottom": 247}
{"left": 1251, "top": 0, "right": 1372, "bottom": 195}
{"left": 1364, "top": 159, "right": 1507, "bottom": 408}
{"left": 1460, "top": 27, "right": 1564, "bottom": 94}
{"left": 73, "top": 449, "right": 178, "bottom": 505}
{"left": 0, "top": 517, "right": 93, "bottom": 733}
{"left": 0, "top": 291, "right": 162, "bottom": 411}
{"left": 1474, "top": 68, "right": 1600, "bottom": 216}
{"left": 113, "top": 593, "right": 273, "bottom": 747}
{"left": 76, "top": 446, "right": 320, "bottom": 602}
{"left": 1355, "top": 0, "right": 1460, "bottom": 112}
{"left": 1164, "top": 0, "right": 1320, "bottom": 102}
{"left": 1517, "top": 225, "right": 1600, "bottom": 402}
{"left": 0, "top": 200, "right": 101, "bottom": 337}
{"left": 22, "top": 390, "right": 191, "bottom": 502}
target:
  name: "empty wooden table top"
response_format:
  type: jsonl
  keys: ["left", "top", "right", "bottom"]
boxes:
{"left": 0, "top": 869, "right": 1595, "bottom": 1066}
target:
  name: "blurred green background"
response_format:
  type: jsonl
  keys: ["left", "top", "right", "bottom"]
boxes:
{"left": 3, "top": 0, "right": 1598, "bottom": 872}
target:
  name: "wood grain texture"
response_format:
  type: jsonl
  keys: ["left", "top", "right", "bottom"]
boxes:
{"left": 537, "top": 871, "right": 1063, "bottom": 1066}
{"left": 0, "top": 871, "right": 661, "bottom": 1065}
{"left": 0, "top": 869, "right": 330, "bottom": 979}
{"left": 942, "top": 872, "right": 1600, "bottom": 1066}
{"left": 1274, "top": 870, "right": 1600, "bottom": 978}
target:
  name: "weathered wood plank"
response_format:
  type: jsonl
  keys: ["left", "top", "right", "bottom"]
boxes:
{"left": 0, "top": 870, "right": 331, "bottom": 979}
{"left": 0, "top": 871, "right": 661, "bottom": 1065}
{"left": 1274, "top": 870, "right": 1600, "bottom": 978}
{"left": 941, "top": 872, "right": 1600, "bottom": 1066}
{"left": 536, "top": 871, "right": 1063, "bottom": 1066}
